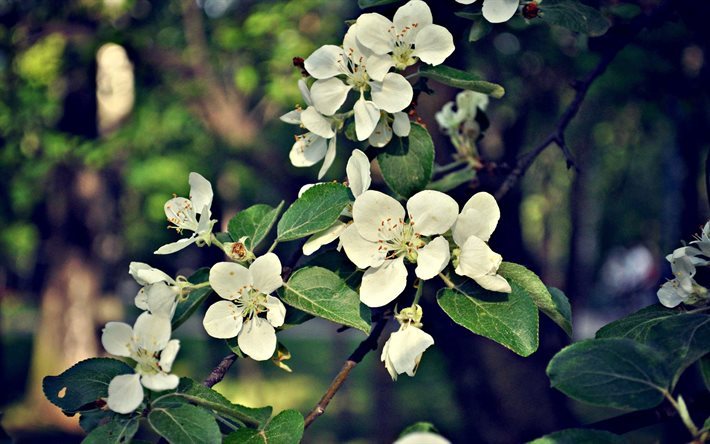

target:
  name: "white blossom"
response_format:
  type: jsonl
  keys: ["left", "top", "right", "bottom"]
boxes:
{"left": 341, "top": 190, "right": 458, "bottom": 307}
{"left": 394, "top": 432, "right": 451, "bottom": 444}
{"left": 456, "top": 0, "right": 520, "bottom": 24}
{"left": 657, "top": 245, "right": 708, "bottom": 308}
{"left": 155, "top": 172, "right": 216, "bottom": 255}
{"left": 381, "top": 305, "right": 434, "bottom": 381}
{"left": 129, "top": 262, "right": 184, "bottom": 318}
{"left": 102, "top": 312, "right": 180, "bottom": 413}
{"left": 452, "top": 192, "right": 511, "bottom": 292}
{"left": 202, "top": 253, "right": 286, "bottom": 361}
{"left": 357, "top": 0, "right": 455, "bottom": 71}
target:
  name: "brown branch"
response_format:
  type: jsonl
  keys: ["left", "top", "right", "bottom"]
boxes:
{"left": 303, "top": 318, "right": 389, "bottom": 429}
{"left": 203, "top": 353, "right": 238, "bottom": 388}
{"left": 494, "top": 0, "right": 672, "bottom": 201}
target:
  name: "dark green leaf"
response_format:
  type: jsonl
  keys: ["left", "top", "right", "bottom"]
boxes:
{"left": 172, "top": 288, "right": 211, "bottom": 330}
{"left": 282, "top": 266, "right": 371, "bottom": 334}
{"left": 547, "top": 287, "right": 572, "bottom": 333}
{"left": 399, "top": 422, "right": 439, "bottom": 437}
{"left": 528, "top": 428, "right": 627, "bottom": 444}
{"left": 377, "top": 123, "right": 434, "bottom": 199}
{"left": 700, "top": 355, "right": 710, "bottom": 391}
{"left": 419, "top": 65, "right": 505, "bottom": 98}
{"left": 82, "top": 417, "right": 139, "bottom": 444}
{"left": 595, "top": 304, "right": 680, "bottom": 341}
{"left": 498, "top": 262, "right": 572, "bottom": 336}
{"left": 225, "top": 410, "right": 304, "bottom": 444}
{"left": 228, "top": 202, "right": 284, "bottom": 250}
{"left": 426, "top": 167, "right": 476, "bottom": 192}
{"left": 436, "top": 282, "right": 539, "bottom": 357}
{"left": 148, "top": 404, "right": 221, "bottom": 444}
{"left": 468, "top": 20, "right": 492, "bottom": 42}
{"left": 547, "top": 338, "right": 672, "bottom": 410}
{"left": 79, "top": 409, "right": 117, "bottom": 433}
{"left": 358, "top": 0, "right": 403, "bottom": 9}
{"left": 43, "top": 358, "right": 133, "bottom": 413}
{"left": 541, "top": 0, "right": 611, "bottom": 36}
{"left": 277, "top": 183, "right": 351, "bottom": 241}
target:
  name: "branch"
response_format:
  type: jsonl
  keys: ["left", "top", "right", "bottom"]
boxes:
{"left": 203, "top": 353, "right": 238, "bottom": 388}
{"left": 303, "top": 318, "right": 389, "bottom": 429}
{"left": 494, "top": 0, "right": 672, "bottom": 201}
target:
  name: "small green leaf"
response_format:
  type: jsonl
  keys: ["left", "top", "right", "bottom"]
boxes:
{"left": 358, "top": 0, "right": 403, "bottom": 8}
{"left": 82, "top": 417, "right": 139, "bottom": 444}
{"left": 172, "top": 268, "right": 212, "bottom": 330}
{"left": 377, "top": 123, "right": 434, "bottom": 199}
{"left": 547, "top": 338, "right": 672, "bottom": 410}
{"left": 228, "top": 202, "right": 284, "bottom": 251}
{"left": 497, "top": 262, "right": 572, "bottom": 336}
{"left": 436, "top": 282, "right": 539, "bottom": 357}
{"left": 468, "top": 20, "right": 492, "bottom": 42}
{"left": 148, "top": 404, "right": 221, "bottom": 444}
{"left": 419, "top": 65, "right": 505, "bottom": 98}
{"left": 595, "top": 304, "right": 680, "bottom": 341}
{"left": 277, "top": 183, "right": 351, "bottom": 241}
{"left": 399, "top": 422, "right": 440, "bottom": 437}
{"left": 282, "top": 266, "right": 371, "bottom": 334}
{"left": 528, "top": 428, "right": 627, "bottom": 444}
{"left": 426, "top": 167, "right": 476, "bottom": 192}
{"left": 43, "top": 358, "right": 133, "bottom": 413}
{"left": 225, "top": 410, "right": 304, "bottom": 444}
{"left": 541, "top": 0, "right": 611, "bottom": 37}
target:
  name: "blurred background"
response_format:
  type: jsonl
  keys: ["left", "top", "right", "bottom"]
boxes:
{"left": 0, "top": 0, "right": 708, "bottom": 442}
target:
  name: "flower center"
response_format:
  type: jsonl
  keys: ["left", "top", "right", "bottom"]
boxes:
{"left": 393, "top": 42, "right": 416, "bottom": 70}
{"left": 165, "top": 200, "right": 199, "bottom": 232}
{"left": 376, "top": 218, "right": 425, "bottom": 262}
{"left": 133, "top": 347, "right": 161, "bottom": 375}
{"left": 235, "top": 288, "right": 268, "bottom": 320}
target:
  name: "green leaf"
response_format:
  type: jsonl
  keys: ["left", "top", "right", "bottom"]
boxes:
{"left": 79, "top": 409, "right": 117, "bottom": 433}
{"left": 148, "top": 404, "right": 221, "bottom": 444}
{"left": 436, "top": 282, "right": 539, "bottom": 357}
{"left": 282, "top": 266, "right": 371, "bottom": 334}
{"left": 528, "top": 428, "right": 627, "bottom": 444}
{"left": 377, "top": 123, "right": 434, "bottom": 199}
{"left": 645, "top": 314, "right": 710, "bottom": 387}
{"left": 399, "top": 422, "right": 440, "bottom": 437}
{"left": 541, "top": 0, "right": 611, "bottom": 37}
{"left": 171, "top": 268, "right": 212, "bottom": 330}
{"left": 426, "top": 167, "right": 476, "bottom": 192}
{"left": 225, "top": 410, "right": 304, "bottom": 444}
{"left": 547, "top": 338, "right": 672, "bottom": 410}
{"left": 82, "top": 417, "right": 139, "bottom": 444}
{"left": 595, "top": 304, "right": 679, "bottom": 341}
{"left": 303, "top": 250, "right": 361, "bottom": 287}
{"left": 228, "top": 202, "right": 284, "bottom": 250}
{"left": 700, "top": 355, "right": 710, "bottom": 392}
{"left": 358, "top": 0, "right": 403, "bottom": 8}
{"left": 497, "top": 262, "right": 572, "bottom": 336}
{"left": 277, "top": 183, "right": 351, "bottom": 241}
{"left": 419, "top": 65, "right": 505, "bottom": 98}
{"left": 547, "top": 287, "right": 572, "bottom": 333}
{"left": 43, "top": 358, "right": 133, "bottom": 413}
{"left": 468, "top": 20, "right": 492, "bottom": 42}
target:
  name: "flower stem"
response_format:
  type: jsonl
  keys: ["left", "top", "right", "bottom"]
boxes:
{"left": 210, "top": 233, "right": 225, "bottom": 250}
{"left": 412, "top": 279, "right": 424, "bottom": 305}
{"left": 438, "top": 272, "right": 457, "bottom": 290}
{"left": 663, "top": 390, "right": 700, "bottom": 438}
{"left": 266, "top": 239, "right": 279, "bottom": 254}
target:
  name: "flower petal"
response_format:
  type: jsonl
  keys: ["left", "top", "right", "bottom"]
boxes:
{"left": 356, "top": 13, "right": 395, "bottom": 55}
{"left": 134, "top": 288, "right": 148, "bottom": 311}
{"left": 297, "top": 78, "right": 313, "bottom": 106}
{"left": 154, "top": 237, "right": 197, "bottom": 255}
{"left": 209, "top": 261, "right": 251, "bottom": 300}
{"left": 301, "top": 106, "right": 335, "bottom": 138}
{"left": 360, "top": 257, "right": 408, "bottom": 307}
{"left": 101, "top": 321, "right": 133, "bottom": 357}
{"left": 413, "top": 24, "right": 455, "bottom": 66}
{"left": 189, "top": 172, "right": 213, "bottom": 215}
{"left": 352, "top": 190, "right": 406, "bottom": 242}
{"left": 474, "top": 273, "right": 511, "bottom": 293}
{"left": 317, "top": 136, "right": 337, "bottom": 179}
{"left": 203, "top": 300, "right": 244, "bottom": 339}
{"left": 303, "top": 221, "right": 347, "bottom": 256}
{"left": 386, "top": 326, "right": 434, "bottom": 376}
{"left": 455, "top": 235, "right": 501, "bottom": 279}
{"left": 657, "top": 281, "right": 686, "bottom": 308}
{"left": 394, "top": 432, "right": 451, "bottom": 444}
{"left": 238, "top": 317, "right": 277, "bottom": 361}
{"left": 415, "top": 236, "right": 451, "bottom": 280}
{"left": 144, "top": 283, "right": 178, "bottom": 318}
{"left": 133, "top": 312, "right": 171, "bottom": 353}
{"left": 280, "top": 108, "right": 302, "bottom": 125}
{"left": 392, "top": 111, "right": 411, "bottom": 137}
{"left": 290, "top": 133, "right": 328, "bottom": 168}
{"left": 366, "top": 53, "right": 395, "bottom": 82}
{"left": 393, "top": 0, "right": 433, "bottom": 39}
{"left": 340, "top": 224, "right": 386, "bottom": 269}
{"left": 354, "top": 97, "right": 381, "bottom": 141}
{"left": 370, "top": 73, "right": 413, "bottom": 113}
{"left": 250, "top": 253, "right": 283, "bottom": 295}
{"left": 159, "top": 339, "right": 180, "bottom": 372}
{"left": 310, "top": 78, "right": 351, "bottom": 116}
{"left": 346, "top": 149, "right": 371, "bottom": 197}
{"left": 141, "top": 373, "right": 179, "bottom": 392}
{"left": 368, "top": 114, "right": 393, "bottom": 148}
{"left": 482, "top": 0, "right": 519, "bottom": 23}
{"left": 304, "top": 45, "right": 345, "bottom": 79}
{"left": 129, "top": 262, "right": 172, "bottom": 286}
{"left": 107, "top": 374, "right": 143, "bottom": 414}
{"left": 407, "top": 190, "right": 459, "bottom": 235}
{"left": 264, "top": 295, "right": 287, "bottom": 327}
{"left": 459, "top": 192, "right": 500, "bottom": 242}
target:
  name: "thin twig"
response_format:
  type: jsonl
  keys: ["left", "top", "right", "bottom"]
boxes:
{"left": 303, "top": 318, "right": 389, "bottom": 429}
{"left": 203, "top": 353, "right": 238, "bottom": 388}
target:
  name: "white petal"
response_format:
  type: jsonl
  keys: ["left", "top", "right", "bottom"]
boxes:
{"left": 107, "top": 374, "right": 143, "bottom": 414}
{"left": 352, "top": 190, "right": 406, "bottom": 242}
{"left": 392, "top": 111, "right": 411, "bottom": 137}
{"left": 250, "top": 253, "right": 283, "bottom": 295}
{"left": 381, "top": 336, "right": 398, "bottom": 380}
{"left": 474, "top": 273, "right": 511, "bottom": 293}
{"left": 482, "top": 0, "right": 519, "bottom": 23}
{"left": 304, "top": 45, "right": 345, "bottom": 79}
{"left": 460, "top": 192, "right": 500, "bottom": 240}
{"left": 455, "top": 235, "right": 501, "bottom": 279}
{"left": 407, "top": 190, "right": 459, "bottom": 235}
{"left": 290, "top": 133, "right": 328, "bottom": 168}
{"left": 203, "top": 300, "right": 244, "bottom": 339}
{"left": 133, "top": 312, "right": 171, "bottom": 353}
{"left": 280, "top": 108, "right": 302, "bottom": 125}
{"left": 657, "top": 281, "right": 685, "bottom": 308}
{"left": 393, "top": 0, "right": 433, "bottom": 38}
{"left": 415, "top": 236, "right": 451, "bottom": 280}
{"left": 310, "top": 78, "right": 351, "bottom": 116}
{"left": 238, "top": 317, "right": 277, "bottom": 361}
{"left": 154, "top": 237, "right": 197, "bottom": 255}
{"left": 129, "top": 262, "right": 172, "bottom": 286}
{"left": 370, "top": 73, "right": 413, "bottom": 113}
{"left": 145, "top": 283, "right": 178, "bottom": 318}
{"left": 360, "top": 257, "right": 408, "bottom": 307}
{"left": 455, "top": 0, "right": 478, "bottom": 4}
{"left": 394, "top": 432, "right": 451, "bottom": 444}
{"left": 303, "top": 221, "right": 347, "bottom": 256}
{"left": 366, "top": 53, "right": 395, "bottom": 82}
{"left": 134, "top": 288, "right": 148, "bottom": 311}
{"left": 413, "top": 25, "right": 455, "bottom": 66}
{"left": 317, "top": 136, "right": 337, "bottom": 179}
{"left": 189, "top": 172, "right": 213, "bottom": 215}
{"left": 141, "top": 373, "right": 179, "bottom": 392}
{"left": 368, "top": 115, "right": 393, "bottom": 148}
{"left": 301, "top": 106, "right": 335, "bottom": 138}
{"left": 101, "top": 322, "right": 133, "bottom": 357}
{"left": 343, "top": 23, "right": 372, "bottom": 61}
{"left": 159, "top": 339, "right": 180, "bottom": 372}
{"left": 354, "top": 97, "right": 381, "bottom": 141}
{"left": 340, "top": 224, "right": 387, "bottom": 269}
{"left": 356, "top": 13, "right": 395, "bottom": 55}
{"left": 264, "top": 295, "right": 287, "bottom": 327}
{"left": 346, "top": 149, "right": 371, "bottom": 197}
{"left": 210, "top": 261, "right": 251, "bottom": 300}
{"left": 297, "top": 78, "right": 313, "bottom": 106}
{"left": 386, "top": 326, "right": 434, "bottom": 376}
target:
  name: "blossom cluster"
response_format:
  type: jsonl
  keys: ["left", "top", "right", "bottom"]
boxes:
{"left": 657, "top": 221, "right": 710, "bottom": 308}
